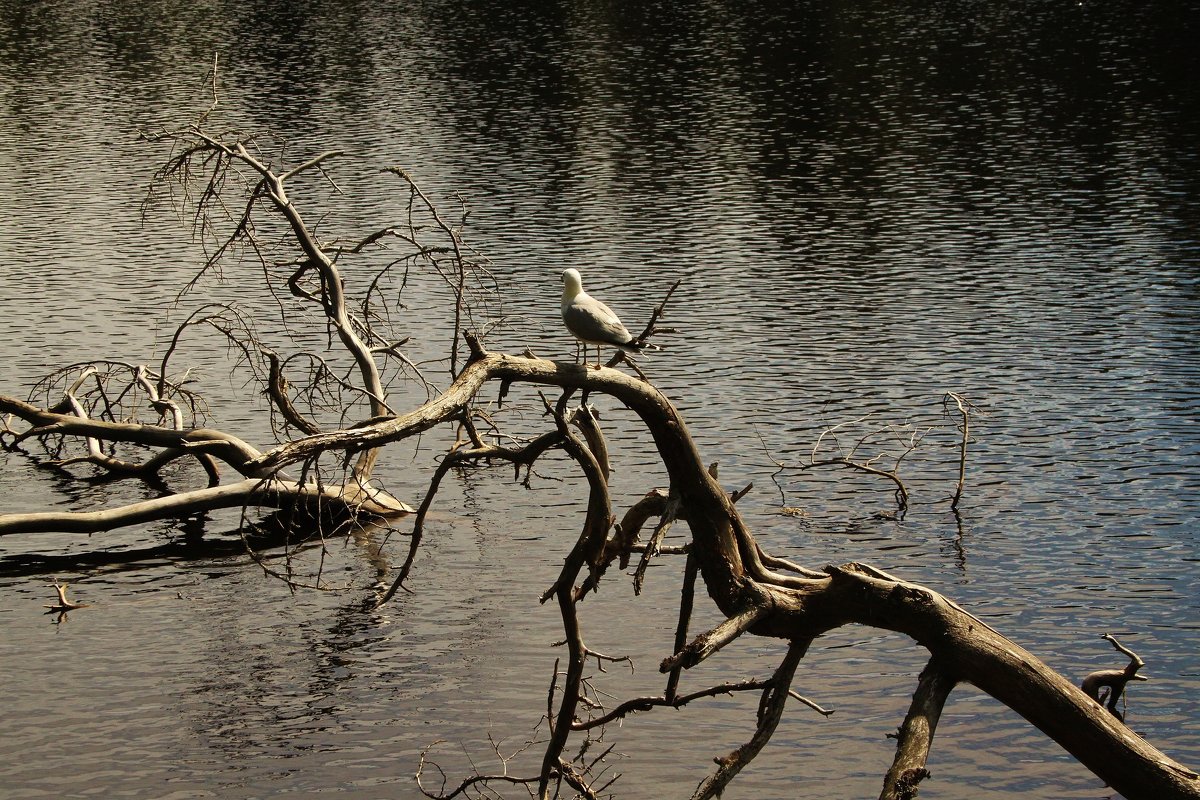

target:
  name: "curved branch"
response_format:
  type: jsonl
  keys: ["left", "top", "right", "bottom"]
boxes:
{"left": 816, "top": 564, "right": 1199, "bottom": 799}
{"left": 265, "top": 350, "right": 322, "bottom": 435}
{"left": 1082, "top": 633, "right": 1149, "bottom": 719}
{"left": 805, "top": 457, "right": 910, "bottom": 512}
{"left": 537, "top": 391, "right": 616, "bottom": 798}
{"left": 0, "top": 393, "right": 264, "bottom": 474}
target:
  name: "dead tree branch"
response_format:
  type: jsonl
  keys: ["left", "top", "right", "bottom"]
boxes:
{"left": 3, "top": 85, "right": 1196, "bottom": 799}
{"left": 7, "top": 330, "right": 1198, "bottom": 798}
{"left": 690, "top": 639, "right": 811, "bottom": 800}
{"left": 1082, "top": 633, "right": 1149, "bottom": 721}
{"left": 943, "top": 391, "right": 978, "bottom": 510}
{"left": 0, "top": 477, "right": 404, "bottom": 536}
{"left": 880, "top": 659, "right": 957, "bottom": 800}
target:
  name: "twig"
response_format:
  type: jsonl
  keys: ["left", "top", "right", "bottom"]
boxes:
{"left": 944, "top": 392, "right": 975, "bottom": 510}
{"left": 44, "top": 579, "right": 89, "bottom": 612}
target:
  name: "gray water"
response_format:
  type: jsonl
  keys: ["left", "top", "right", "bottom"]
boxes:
{"left": 1, "top": 2, "right": 1199, "bottom": 798}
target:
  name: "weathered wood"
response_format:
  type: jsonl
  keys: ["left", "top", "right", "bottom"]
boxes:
{"left": 360, "top": 350, "right": 1200, "bottom": 798}
{"left": 817, "top": 564, "right": 1199, "bottom": 800}
{"left": 462, "top": 352, "right": 1199, "bottom": 800}
{"left": 6, "top": 341, "right": 1196, "bottom": 798}
{"left": 1082, "top": 633, "right": 1149, "bottom": 718}
{"left": 0, "top": 393, "right": 263, "bottom": 473}
{"left": 4, "top": 97, "right": 1197, "bottom": 795}
{"left": 0, "top": 478, "right": 410, "bottom": 535}
{"left": 881, "top": 659, "right": 956, "bottom": 800}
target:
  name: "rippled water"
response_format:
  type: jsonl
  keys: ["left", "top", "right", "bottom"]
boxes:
{"left": 1, "top": 2, "right": 1199, "bottom": 798}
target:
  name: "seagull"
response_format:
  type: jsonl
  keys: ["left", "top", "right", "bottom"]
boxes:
{"left": 560, "top": 268, "right": 645, "bottom": 368}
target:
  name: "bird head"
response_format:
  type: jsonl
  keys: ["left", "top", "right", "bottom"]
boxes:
{"left": 561, "top": 268, "right": 583, "bottom": 296}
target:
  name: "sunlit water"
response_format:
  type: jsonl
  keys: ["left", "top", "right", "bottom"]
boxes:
{"left": 1, "top": 2, "right": 1198, "bottom": 798}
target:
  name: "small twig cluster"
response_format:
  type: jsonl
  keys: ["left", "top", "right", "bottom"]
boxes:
{"left": 760, "top": 391, "right": 983, "bottom": 521}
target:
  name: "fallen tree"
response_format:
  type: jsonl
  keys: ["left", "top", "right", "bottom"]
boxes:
{"left": 1, "top": 80, "right": 1197, "bottom": 799}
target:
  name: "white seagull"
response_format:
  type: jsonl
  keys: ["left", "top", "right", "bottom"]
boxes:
{"left": 560, "top": 268, "right": 645, "bottom": 368}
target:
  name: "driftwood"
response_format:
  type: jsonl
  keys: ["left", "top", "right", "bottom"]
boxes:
{"left": 1, "top": 75, "right": 1197, "bottom": 798}
{"left": 5, "top": 344, "right": 1197, "bottom": 797}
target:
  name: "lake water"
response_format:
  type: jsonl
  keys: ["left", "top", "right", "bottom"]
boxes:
{"left": 1, "top": 2, "right": 1198, "bottom": 798}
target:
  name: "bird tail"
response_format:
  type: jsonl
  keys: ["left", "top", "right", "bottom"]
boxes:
{"left": 618, "top": 340, "right": 659, "bottom": 358}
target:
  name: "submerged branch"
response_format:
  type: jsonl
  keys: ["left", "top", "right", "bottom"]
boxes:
{"left": 880, "top": 659, "right": 957, "bottom": 800}
{"left": 1081, "top": 633, "right": 1149, "bottom": 720}
{"left": 0, "top": 478, "right": 409, "bottom": 536}
{"left": 691, "top": 639, "right": 811, "bottom": 800}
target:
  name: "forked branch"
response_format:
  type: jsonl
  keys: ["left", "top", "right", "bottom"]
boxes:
{"left": 1081, "top": 633, "right": 1149, "bottom": 720}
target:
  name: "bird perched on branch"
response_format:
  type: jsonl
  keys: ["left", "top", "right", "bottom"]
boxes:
{"left": 560, "top": 268, "right": 646, "bottom": 368}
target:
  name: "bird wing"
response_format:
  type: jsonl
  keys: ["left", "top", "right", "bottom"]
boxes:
{"left": 563, "top": 294, "right": 634, "bottom": 346}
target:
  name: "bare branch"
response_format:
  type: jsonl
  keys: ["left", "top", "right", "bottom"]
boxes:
{"left": 881, "top": 659, "right": 957, "bottom": 800}
{"left": 0, "top": 477, "right": 408, "bottom": 536}
{"left": 943, "top": 391, "right": 978, "bottom": 510}
{"left": 660, "top": 604, "right": 771, "bottom": 673}
{"left": 690, "top": 639, "right": 811, "bottom": 800}
{"left": 1082, "top": 633, "right": 1149, "bottom": 720}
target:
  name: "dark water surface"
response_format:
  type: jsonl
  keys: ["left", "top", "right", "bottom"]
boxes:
{"left": 2, "top": 2, "right": 1199, "bottom": 798}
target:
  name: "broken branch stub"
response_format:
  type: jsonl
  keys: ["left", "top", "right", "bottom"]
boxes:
{"left": 1082, "top": 633, "right": 1150, "bottom": 720}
